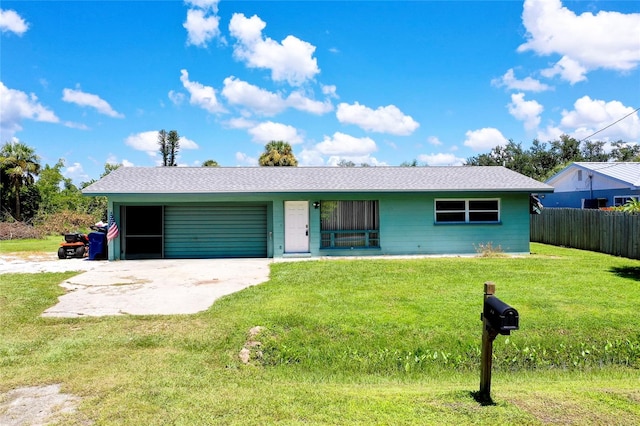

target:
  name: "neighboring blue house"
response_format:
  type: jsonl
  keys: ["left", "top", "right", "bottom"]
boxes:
{"left": 82, "top": 166, "right": 553, "bottom": 260}
{"left": 543, "top": 162, "right": 640, "bottom": 209}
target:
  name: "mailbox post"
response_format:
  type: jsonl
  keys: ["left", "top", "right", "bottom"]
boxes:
{"left": 479, "top": 281, "right": 519, "bottom": 402}
{"left": 479, "top": 282, "right": 498, "bottom": 401}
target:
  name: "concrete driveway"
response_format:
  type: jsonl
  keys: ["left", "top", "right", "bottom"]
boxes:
{"left": 37, "top": 258, "right": 272, "bottom": 318}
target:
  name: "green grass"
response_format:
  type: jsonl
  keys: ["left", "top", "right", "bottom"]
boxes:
{"left": 0, "top": 235, "right": 62, "bottom": 253}
{"left": 1, "top": 243, "right": 639, "bottom": 424}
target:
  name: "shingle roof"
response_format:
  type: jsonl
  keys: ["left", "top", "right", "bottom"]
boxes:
{"left": 82, "top": 166, "right": 554, "bottom": 195}
{"left": 572, "top": 162, "right": 640, "bottom": 187}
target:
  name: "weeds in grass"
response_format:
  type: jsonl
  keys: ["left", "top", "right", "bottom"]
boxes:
{"left": 498, "top": 337, "right": 640, "bottom": 370}
{"left": 259, "top": 334, "right": 640, "bottom": 374}
{"left": 474, "top": 242, "right": 505, "bottom": 257}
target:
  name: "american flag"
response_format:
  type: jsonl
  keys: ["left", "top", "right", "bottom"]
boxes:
{"left": 107, "top": 212, "right": 119, "bottom": 242}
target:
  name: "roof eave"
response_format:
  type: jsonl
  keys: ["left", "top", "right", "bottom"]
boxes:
{"left": 83, "top": 187, "right": 555, "bottom": 196}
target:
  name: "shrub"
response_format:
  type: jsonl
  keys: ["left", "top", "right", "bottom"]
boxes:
{"left": 0, "top": 221, "right": 43, "bottom": 240}
{"left": 33, "top": 210, "right": 97, "bottom": 236}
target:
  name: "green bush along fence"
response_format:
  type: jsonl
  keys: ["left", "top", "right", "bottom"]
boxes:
{"left": 531, "top": 208, "right": 640, "bottom": 260}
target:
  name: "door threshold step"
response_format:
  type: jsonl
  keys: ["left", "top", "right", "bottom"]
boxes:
{"left": 283, "top": 253, "right": 312, "bottom": 258}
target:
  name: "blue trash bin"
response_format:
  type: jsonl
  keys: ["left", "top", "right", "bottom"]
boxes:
{"left": 88, "top": 232, "right": 107, "bottom": 260}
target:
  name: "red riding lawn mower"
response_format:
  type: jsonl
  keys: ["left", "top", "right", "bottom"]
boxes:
{"left": 58, "top": 232, "right": 89, "bottom": 259}
{"left": 57, "top": 224, "right": 108, "bottom": 259}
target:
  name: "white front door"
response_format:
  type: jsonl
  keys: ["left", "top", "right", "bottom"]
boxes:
{"left": 284, "top": 201, "right": 309, "bottom": 253}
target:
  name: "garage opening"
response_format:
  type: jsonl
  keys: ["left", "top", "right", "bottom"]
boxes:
{"left": 123, "top": 206, "right": 163, "bottom": 259}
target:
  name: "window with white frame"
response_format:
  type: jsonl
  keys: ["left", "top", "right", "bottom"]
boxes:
{"left": 435, "top": 199, "right": 500, "bottom": 223}
{"left": 614, "top": 195, "right": 639, "bottom": 206}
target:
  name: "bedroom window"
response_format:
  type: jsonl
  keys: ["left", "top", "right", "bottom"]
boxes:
{"left": 435, "top": 199, "right": 500, "bottom": 224}
{"left": 320, "top": 200, "right": 379, "bottom": 248}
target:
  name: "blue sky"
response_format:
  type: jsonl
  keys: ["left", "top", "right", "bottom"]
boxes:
{"left": 1, "top": 0, "right": 639, "bottom": 183}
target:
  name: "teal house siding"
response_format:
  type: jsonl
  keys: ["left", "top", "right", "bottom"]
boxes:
{"left": 423, "top": 192, "right": 531, "bottom": 254}
{"left": 378, "top": 194, "right": 431, "bottom": 255}
{"left": 85, "top": 167, "right": 552, "bottom": 260}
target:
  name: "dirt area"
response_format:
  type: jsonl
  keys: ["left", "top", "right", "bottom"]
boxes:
{"left": 0, "top": 384, "right": 84, "bottom": 426}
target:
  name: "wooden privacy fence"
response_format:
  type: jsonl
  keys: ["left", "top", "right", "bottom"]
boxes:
{"left": 530, "top": 208, "right": 640, "bottom": 260}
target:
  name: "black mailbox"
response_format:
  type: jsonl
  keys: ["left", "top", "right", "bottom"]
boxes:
{"left": 483, "top": 296, "right": 519, "bottom": 335}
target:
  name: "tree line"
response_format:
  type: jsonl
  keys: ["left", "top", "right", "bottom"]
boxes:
{"left": 465, "top": 135, "right": 640, "bottom": 181}
{"left": 0, "top": 140, "right": 117, "bottom": 226}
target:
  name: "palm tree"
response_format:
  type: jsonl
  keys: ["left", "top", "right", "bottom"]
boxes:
{"left": 0, "top": 141, "right": 41, "bottom": 220}
{"left": 258, "top": 141, "right": 298, "bottom": 166}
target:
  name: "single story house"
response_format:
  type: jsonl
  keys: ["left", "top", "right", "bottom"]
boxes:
{"left": 82, "top": 166, "right": 553, "bottom": 260}
{"left": 543, "top": 162, "right": 640, "bottom": 209}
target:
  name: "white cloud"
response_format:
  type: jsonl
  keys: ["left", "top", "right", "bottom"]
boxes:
{"left": 185, "top": 0, "right": 219, "bottom": 12}
{"left": 179, "top": 69, "right": 225, "bottom": 114}
{"left": 179, "top": 136, "right": 199, "bottom": 150}
{"left": 183, "top": 8, "right": 221, "bottom": 47}
{"left": 297, "top": 139, "right": 385, "bottom": 167}
{"left": 537, "top": 125, "right": 564, "bottom": 143}
{"left": 417, "top": 153, "right": 465, "bottom": 166}
{"left": 229, "top": 13, "right": 320, "bottom": 86}
{"left": 125, "top": 130, "right": 199, "bottom": 157}
{"left": 559, "top": 96, "right": 640, "bottom": 141}
{"left": 224, "top": 116, "right": 256, "bottom": 129}
{"left": 491, "top": 68, "right": 551, "bottom": 92}
{"left": 540, "top": 56, "right": 588, "bottom": 84}
{"left": 125, "top": 131, "right": 161, "bottom": 156}
{"left": 507, "top": 92, "right": 544, "bottom": 131}
{"left": 168, "top": 90, "right": 185, "bottom": 106}
{"left": 463, "top": 128, "right": 508, "bottom": 151}
{"left": 63, "top": 121, "right": 89, "bottom": 130}
{"left": 235, "top": 151, "right": 257, "bottom": 166}
{"left": 427, "top": 136, "right": 443, "bottom": 146}
{"left": 222, "top": 76, "right": 286, "bottom": 115}
{"left": 248, "top": 121, "right": 303, "bottom": 145}
{"left": 297, "top": 148, "right": 325, "bottom": 166}
{"left": 0, "top": 82, "right": 59, "bottom": 138}
{"left": 105, "top": 154, "right": 135, "bottom": 168}
{"left": 106, "top": 154, "right": 120, "bottom": 165}
{"left": 222, "top": 76, "right": 332, "bottom": 116}
{"left": 518, "top": 0, "right": 640, "bottom": 83}
{"left": 0, "top": 9, "right": 28, "bottom": 35}
{"left": 286, "top": 91, "right": 333, "bottom": 115}
{"left": 326, "top": 155, "right": 385, "bottom": 167}
{"left": 322, "top": 85, "right": 338, "bottom": 98}
{"left": 62, "top": 88, "right": 124, "bottom": 118}
{"left": 315, "top": 132, "right": 377, "bottom": 156}
{"left": 63, "top": 162, "right": 90, "bottom": 183}
{"left": 336, "top": 102, "right": 419, "bottom": 135}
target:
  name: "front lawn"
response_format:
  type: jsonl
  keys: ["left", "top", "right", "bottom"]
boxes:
{"left": 1, "top": 243, "right": 639, "bottom": 424}
{"left": 0, "top": 235, "right": 62, "bottom": 254}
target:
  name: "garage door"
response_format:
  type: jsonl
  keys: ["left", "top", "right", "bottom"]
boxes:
{"left": 164, "top": 204, "right": 267, "bottom": 258}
